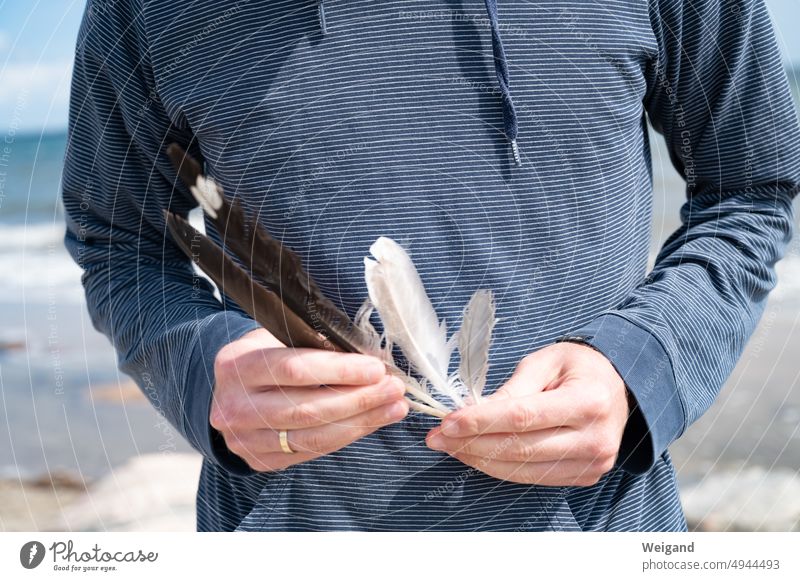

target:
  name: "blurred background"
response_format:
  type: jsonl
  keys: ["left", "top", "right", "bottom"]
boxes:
{"left": 0, "top": 1, "right": 798, "bottom": 532}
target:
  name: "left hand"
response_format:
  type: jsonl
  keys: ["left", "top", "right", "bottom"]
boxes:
{"left": 426, "top": 342, "right": 630, "bottom": 486}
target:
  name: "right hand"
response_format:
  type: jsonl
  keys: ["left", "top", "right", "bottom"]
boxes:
{"left": 210, "top": 328, "right": 409, "bottom": 472}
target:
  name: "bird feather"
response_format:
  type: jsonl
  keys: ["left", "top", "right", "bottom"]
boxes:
{"left": 364, "top": 237, "right": 464, "bottom": 408}
{"left": 164, "top": 145, "right": 449, "bottom": 417}
{"left": 166, "top": 143, "right": 377, "bottom": 356}
{"left": 457, "top": 289, "right": 496, "bottom": 404}
{"left": 164, "top": 211, "right": 332, "bottom": 350}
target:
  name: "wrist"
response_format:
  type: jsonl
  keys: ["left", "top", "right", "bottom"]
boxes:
{"left": 555, "top": 314, "right": 683, "bottom": 474}
{"left": 188, "top": 310, "right": 261, "bottom": 475}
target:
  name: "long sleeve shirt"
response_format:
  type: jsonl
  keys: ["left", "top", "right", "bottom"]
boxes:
{"left": 62, "top": 0, "right": 800, "bottom": 531}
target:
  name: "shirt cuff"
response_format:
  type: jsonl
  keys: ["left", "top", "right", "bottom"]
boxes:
{"left": 184, "top": 310, "right": 261, "bottom": 476}
{"left": 558, "top": 313, "right": 685, "bottom": 475}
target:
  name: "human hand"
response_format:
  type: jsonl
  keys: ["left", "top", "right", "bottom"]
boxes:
{"left": 426, "top": 342, "right": 630, "bottom": 486}
{"left": 211, "top": 328, "right": 409, "bottom": 471}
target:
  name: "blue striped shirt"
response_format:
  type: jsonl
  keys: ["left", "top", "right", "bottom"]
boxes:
{"left": 63, "top": 0, "right": 800, "bottom": 531}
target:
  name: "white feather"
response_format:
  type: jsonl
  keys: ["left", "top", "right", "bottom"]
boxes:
{"left": 353, "top": 297, "right": 394, "bottom": 363}
{"left": 190, "top": 175, "right": 223, "bottom": 219}
{"left": 353, "top": 297, "right": 451, "bottom": 416}
{"left": 364, "top": 237, "right": 464, "bottom": 408}
{"left": 457, "top": 289, "right": 496, "bottom": 404}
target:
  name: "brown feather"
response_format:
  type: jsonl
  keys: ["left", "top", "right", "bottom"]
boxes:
{"left": 164, "top": 145, "right": 449, "bottom": 418}
{"left": 164, "top": 210, "right": 336, "bottom": 351}
{"left": 165, "top": 143, "right": 377, "bottom": 355}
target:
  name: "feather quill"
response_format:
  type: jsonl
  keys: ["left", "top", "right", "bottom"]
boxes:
{"left": 457, "top": 289, "right": 496, "bottom": 404}
{"left": 364, "top": 237, "right": 465, "bottom": 408}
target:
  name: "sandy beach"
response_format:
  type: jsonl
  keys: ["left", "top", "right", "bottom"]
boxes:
{"left": 4, "top": 300, "right": 798, "bottom": 533}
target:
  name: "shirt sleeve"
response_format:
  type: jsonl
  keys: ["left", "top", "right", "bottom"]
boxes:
{"left": 62, "top": 0, "right": 260, "bottom": 475}
{"left": 564, "top": 0, "right": 800, "bottom": 474}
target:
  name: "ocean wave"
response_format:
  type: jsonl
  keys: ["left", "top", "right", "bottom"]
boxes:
{"left": 773, "top": 253, "right": 800, "bottom": 303}
{"left": 0, "top": 221, "right": 66, "bottom": 250}
{"left": 2, "top": 218, "right": 799, "bottom": 307}
{"left": 0, "top": 214, "right": 205, "bottom": 303}
{"left": 0, "top": 222, "right": 80, "bottom": 302}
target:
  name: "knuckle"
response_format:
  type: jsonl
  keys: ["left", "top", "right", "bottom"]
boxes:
{"left": 209, "top": 402, "right": 226, "bottom": 431}
{"left": 592, "top": 446, "right": 617, "bottom": 476}
{"left": 578, "top": 403, "right": 597, "bottom": 423}
{"left": 508, "top": 405, "right": 535, "bottom": 432}
{"left": 597, "top": 432, "right": 619, "bottom": 459}
{"left": 354, "top": 390, "right": 378, "bottom": 413}
{"left": 576, "top": 473, "right": 602, "bottom": 487}
{"left": 244, "top": 456, "right": 275, "bottom": 473}
{"left": 210, "top": 397, "right": 237, "bottom": 431}
{"left": 284, "top": 402, "right": 318, "bottom": 428}
{"left": 575, "top": 404, "right": 594, "bottom": 425}
{"left": 225, "top": 436, "right": 245, "bottom": 456}
{"left": 585, "top": 437, "right": 603, "bottom": 457}
{"left": 214, "top": 349, "right": 241, "bottom": 383}
{"left": 513, "top": 443, "right": 537, "bottom": 462}
{"left": 586, "top": 435, "right": 615, "bottom": 459}
{"left": 601, "top": 443, "right": 618, "bottom": 462}
{"left": 506, "top": 447, "right": 524, "bottom": 463}
{"left": 456, "top": 414, "right": 480, "bottom": 436}
{"left": 275, "top": 356, "right": 307, "bottom": 385}
{"left": 295, "top": 430, "right": 328, "bottom": 454}
{"left": 334, "top": 362, "right": 352, "bottom": 385}
{"left": 596, "top": 456, "right": 616, "bottom": 474}
{"left": 587, "top": 391, "right": 612, "bottom": 418}
{"left": 519, "top": 352, "right": 539, "bottom": 371}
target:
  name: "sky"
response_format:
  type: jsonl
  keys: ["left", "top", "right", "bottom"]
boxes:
{"left": 0, "top": 0, "right": 799, "bottom": 134}
{"left": 0, "top": 1, "right": 85, "bottom": 134}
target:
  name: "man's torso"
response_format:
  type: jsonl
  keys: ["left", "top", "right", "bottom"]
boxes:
{"left": 140, "top": 0, "right": 684, "bottom": 531}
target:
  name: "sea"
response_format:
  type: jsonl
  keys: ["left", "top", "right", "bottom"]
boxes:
{"left": 0, "top": 74, "right": 798, "bottom": 481}
{"left": 0, "top": 132, "right": 193, "bottom": 480}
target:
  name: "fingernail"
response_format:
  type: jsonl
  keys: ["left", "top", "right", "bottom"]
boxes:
{"left": 427, "top": 434, "right": 445, "bottom": 450}
{"left": 441, "top": 419, "right": 462, "bottom": 437}
{"left": 388, "top": 377, "right": 405, "bottom": 394}
{"left": 379, "top": 376, "right": 400, "bottom": 396}
{"left": 387, "top": 401, "right": 408, "bottom": 419}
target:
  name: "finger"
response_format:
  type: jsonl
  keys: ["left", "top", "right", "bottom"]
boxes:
{"left": 489, "top": 347, "right": 566, "bottom": 399}
{"left": 230, "top": 399, "right": 409, "bottom": 456}
{"left": 284, "top": 398, "right": 410, "bottom": 454}
{"left": 452, "top": 453, "right": 608, "bottom": 487}
{"left": 214, "top": 375, "right": 406, "bottom": 431}
{"left": 232, "top": 448, "right": 319, "bottom": 472}
{"left": 235, "top": 327, "right": 286, "bottom": 349}
{"left": 426, "top": 427, "right": 593, "bottom": 463}
{"left": 225, "top": 347, "right": 388, "bottom": 388}
{"left": 439, "top": 388, "right": 585, "bottom": 437}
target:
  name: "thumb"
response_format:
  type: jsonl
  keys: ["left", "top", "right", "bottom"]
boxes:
{"left": 489, "top": 346, "right": 565, "bottom": 400}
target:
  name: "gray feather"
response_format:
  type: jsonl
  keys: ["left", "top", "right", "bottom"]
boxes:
{"left": 458, "top": 290, "right": 496, "bottom": 404}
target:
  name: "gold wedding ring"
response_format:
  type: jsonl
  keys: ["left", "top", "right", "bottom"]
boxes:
{"left": 279, "top": 429, "right": 295, "bottom": 454}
